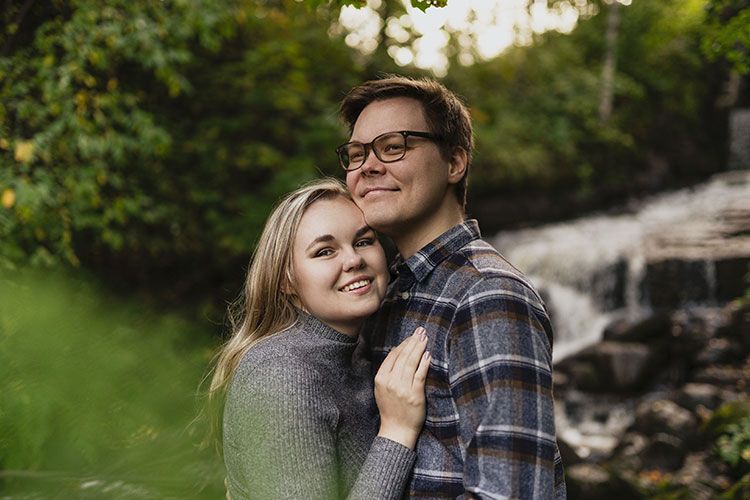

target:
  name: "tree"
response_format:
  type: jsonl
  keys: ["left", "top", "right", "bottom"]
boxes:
{"left": 0, "top": 0, "right": 362, "bottom": 310}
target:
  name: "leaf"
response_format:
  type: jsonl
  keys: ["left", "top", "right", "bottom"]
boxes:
{"left": 1, "top": 188, "right": 15, "bottom": 209}
{"left": 14, "top": 141, "right": 35, "bottom": 163}
{"left": 410, "top": 0, "right": 448, "bottom": 11}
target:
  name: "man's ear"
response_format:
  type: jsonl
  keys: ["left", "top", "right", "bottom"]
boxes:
{"left": 447, "top": 147, "right": 468, "bottom": 185}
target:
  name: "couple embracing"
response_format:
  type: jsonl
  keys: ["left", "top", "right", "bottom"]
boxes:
{"left": 209, "top": 76, "right": 566, "bottom": 499}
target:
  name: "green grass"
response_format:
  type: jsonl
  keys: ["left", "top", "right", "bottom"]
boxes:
{"left": 0, "top": 270, "right": 224, "bottom": 498}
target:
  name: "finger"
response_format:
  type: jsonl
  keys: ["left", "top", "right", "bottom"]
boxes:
{"left": 394, "top": 328, "right": 427, "bottom": 381}
{"left": 377, "top": 347, "right": 399, "bottom": 377}
{"left": 412, "top": 350, "right": 431, "bottom": 389}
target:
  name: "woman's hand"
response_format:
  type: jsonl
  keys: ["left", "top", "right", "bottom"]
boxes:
{"left": 374, "top": 327, "right": 431, "bottom": 450}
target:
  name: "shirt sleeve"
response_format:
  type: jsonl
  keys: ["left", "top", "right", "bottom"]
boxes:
{"left": 448, "top": 276, "right": 564, "bottom": 499}
{"left": 223, "top": 358, "right": 415, "bottom": 500}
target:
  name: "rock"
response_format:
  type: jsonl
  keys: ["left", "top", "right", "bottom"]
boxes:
{"left": 677, "top": 383, "right": 722, "bottom": 411}
{"left": 645, "top": 259, "right": 712, "bottom": 309}
{"left": 563, "top": 359, "right": 602, "bottom": 391}
{"left": 715, "top": 257, "right": 750, "bottom": 301}
{"left": 565, "top": 463, "right": 610, "bottom": 498}
{"left": 692, "top": 365, "right": 746, "bottom": 388}
{"left": 594, "top": 341, "right": 655, "bottom": 392}
{"left": 716, "top": 299, "right": 750, "bottom": 351}
{"left": 694, "top": 337, "right": 743, "bottom": 366}
{"left": 672, "top": 451, "right": 727, "bottom": 499}
{"left": 723, "top": 473, "right": 750, "bottom": 499}
{"left": 611, "top": 432, "right": 649, "bottom": 470}
{"left": 670, "top": 310, "right": 716, "bottom": 357}
{"left": 641, "top": 432, "right": 686, "bottom": 471}
{"left": 634, "top": 399, "right": 697, "bottom": 438}
{"left": 591, "top": 259, "right": 628, "bottom": 310}
{"left": 565, "top": 464, "right": 641, "bottom": 500}
{"left": 602, "top": 312, "right": 671, "bottom": 343}
{"left": 729, "top": 108, "right": 750, "bottom": 169}
{"left": 557, "top": 438, "right": 583, "bottom": 466}
{"left": 559, "top": 341, "right": 655, "bottom": 392}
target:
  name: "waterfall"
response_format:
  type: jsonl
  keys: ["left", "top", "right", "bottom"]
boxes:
{"left": 490, "top": 171, "right": 750, "bottom": 361}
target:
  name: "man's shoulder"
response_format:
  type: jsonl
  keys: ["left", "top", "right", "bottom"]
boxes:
{"left": 445, "top": 238, "right": 541, "bottom": 298}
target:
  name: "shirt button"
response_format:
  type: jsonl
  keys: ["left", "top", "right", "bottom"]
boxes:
{"left": 400, "top": 292, "right": 409, "bottom": 300}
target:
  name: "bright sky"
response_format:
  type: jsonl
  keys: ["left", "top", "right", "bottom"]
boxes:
{"left": 339, "top": 0, "right": 631, "bottom": 76}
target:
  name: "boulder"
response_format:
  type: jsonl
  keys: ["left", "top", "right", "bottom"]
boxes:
{"left": 640, "top": 432, "right": 686, "bottom": 471}
{"left": 644, "top": 259, "right": 712, "bottom": 309}
{"left": 669, "top": 310, "right": 716, "bottom": 357}
{"left": 602, "top": 312, "right": 671, "bottom": 343}
{"left": 716, "top": 299, "right": 750, "bottom": 351}
{"left": 565, "top": 463, "right": 641, "bottom": 500}
{"left": 633, "top": 399, "right": 697, "bottom": 438}
{"left": 558, "top": 341, "right": 657, "bottom": 392}
{"left": 692, "top": 365, "right": 746, "bottom": 388}
{"left": 694, "top": 337, "right": 743, "bottom": 366}
{"left": 715, "top": 257, "right": 750, "bottom": 302}
{"left": 677, "top": 383, "right": 722, "bottom": 411}
{"left": 611, "top": 432, "right": 649, "bottom": 470}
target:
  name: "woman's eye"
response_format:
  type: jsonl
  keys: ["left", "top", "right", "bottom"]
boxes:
{"left": 314, "top": 248, "right": 334, "bottom": 257}
{"left": 355, "top": 238, "right": 374, "bottom": 248}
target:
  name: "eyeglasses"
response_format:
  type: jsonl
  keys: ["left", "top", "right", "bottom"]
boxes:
{"left": 336, "top": 130, "right": 441, "bottom": 172}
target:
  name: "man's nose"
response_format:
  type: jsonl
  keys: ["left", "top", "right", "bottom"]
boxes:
{"left": 360, "top": 148, "right": 385, "bottom": 176}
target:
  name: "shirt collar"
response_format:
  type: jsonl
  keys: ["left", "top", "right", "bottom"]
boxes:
{"left": 392, "top": 219, "right": 481, "bottom": 290}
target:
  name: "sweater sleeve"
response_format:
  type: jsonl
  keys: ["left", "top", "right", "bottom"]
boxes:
{"left": 223, "top": 358, "right": 415, "bottom": 500}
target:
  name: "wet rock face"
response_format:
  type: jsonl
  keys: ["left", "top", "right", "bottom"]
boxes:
{"left": 729, "top": 108, "right": 750, "bottom": 170}
{"left": 554, "top": 300, "right": 750, "bottom": 498}
{"left": 633, "top": 399, "right": 697, "bottom": 439}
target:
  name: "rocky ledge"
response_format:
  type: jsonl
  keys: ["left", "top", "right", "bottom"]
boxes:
{"left": 555, "top": 298, "right": 750, "bottom": 499}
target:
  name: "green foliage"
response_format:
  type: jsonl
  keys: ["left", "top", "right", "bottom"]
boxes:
{"left": 716, "top": 416, "right": 750, "bottom": 475}
{"left": 702, "top": 0, "right": 750, "bottom": 75}
{"left": 446, "top": 0, "right": 722, "bottom": 201}
{"left": 320, "top": 0, "right": 447, "bottom": 10}
{"left": 719, "top": 473, "right": 750, "bottom": 499}
{"left": 0, "top": 0, "right": 360, "bottom": 307}
{"left": 0, "top": 270, "right": 222, "bottom": 497}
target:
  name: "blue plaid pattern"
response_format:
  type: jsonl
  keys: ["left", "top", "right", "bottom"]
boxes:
{"left": 363, "top": 220, "right": 566, "bottom": 499}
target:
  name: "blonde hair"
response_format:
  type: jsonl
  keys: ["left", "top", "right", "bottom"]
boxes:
{"left": 206, "top": 178, "right": 351, "bottom": 448}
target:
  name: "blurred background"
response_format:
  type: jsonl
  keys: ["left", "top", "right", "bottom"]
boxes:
{"left": 1, "top": 0, "right": 748, "bottom": 497}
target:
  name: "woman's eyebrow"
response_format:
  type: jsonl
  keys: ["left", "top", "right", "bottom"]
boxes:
{"left": 305, "top": 226, "right": 372, "bottom": 252}
{"left": 305, "top": 234, "right": 334, "bottom": 252}
{"left": 354, "top": 226, "right": 372, "bottom": 238}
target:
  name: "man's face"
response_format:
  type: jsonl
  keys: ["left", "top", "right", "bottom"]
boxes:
{"left": 345, "top": 97, "right": 455, "bottom": 238}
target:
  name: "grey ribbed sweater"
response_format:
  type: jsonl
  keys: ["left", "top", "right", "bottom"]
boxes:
{"left": 223, "top": 312, "right": 416, "bottom": 499}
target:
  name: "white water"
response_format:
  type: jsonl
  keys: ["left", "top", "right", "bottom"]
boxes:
{"left": 491, "top": 171, "right": 750, "bottom": 361}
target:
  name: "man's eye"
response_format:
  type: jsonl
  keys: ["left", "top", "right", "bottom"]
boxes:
{"left": 383, "top": 143, "right": 405, "bottom": 153}
{"left": 349, "top": 149, "right": 365, "bottom": 161}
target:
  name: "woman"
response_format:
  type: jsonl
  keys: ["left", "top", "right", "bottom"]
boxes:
{"left": 208, "top": 178, "right": 431, "bottom": 499}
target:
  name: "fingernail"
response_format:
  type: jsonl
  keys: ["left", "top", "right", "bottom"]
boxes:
{"left": 423, "top": 351, "right": 430, "bottom": 359}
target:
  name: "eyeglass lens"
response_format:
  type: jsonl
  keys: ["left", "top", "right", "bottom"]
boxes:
{"left": 340, "top": 132, "right": 407, "bottom": 171}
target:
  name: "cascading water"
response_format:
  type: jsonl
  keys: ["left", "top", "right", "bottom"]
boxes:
{"left": 490, "top": 170, "right": 750, "bottom": 362}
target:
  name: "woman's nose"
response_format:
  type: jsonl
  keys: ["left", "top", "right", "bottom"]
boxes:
{"left": 342, "top": 247, "right": 366, "bottom": 271}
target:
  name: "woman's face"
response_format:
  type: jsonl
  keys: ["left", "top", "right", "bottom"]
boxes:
{"left": 291, "top": 196, "right": 388, "bottom": 336}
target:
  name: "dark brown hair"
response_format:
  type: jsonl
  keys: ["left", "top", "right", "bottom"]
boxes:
{"left": 339, "top": 75, "right": 474, "bottom": 209}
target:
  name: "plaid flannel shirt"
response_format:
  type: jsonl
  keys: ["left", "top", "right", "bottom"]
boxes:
{"left": 363, "top": 220, "right": 566, "bottom": 499}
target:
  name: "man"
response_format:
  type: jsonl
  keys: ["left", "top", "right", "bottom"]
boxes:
{"left": 337, "top": 76, "right": 566, "bottom": 498}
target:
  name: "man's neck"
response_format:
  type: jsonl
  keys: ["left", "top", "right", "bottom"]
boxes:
{"left": 391, "top": 210, "right": 465, "bottom": 259}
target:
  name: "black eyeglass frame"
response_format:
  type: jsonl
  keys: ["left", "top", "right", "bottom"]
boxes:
{"left": 336, "top": 130, "right": 441, "bottom": 172}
